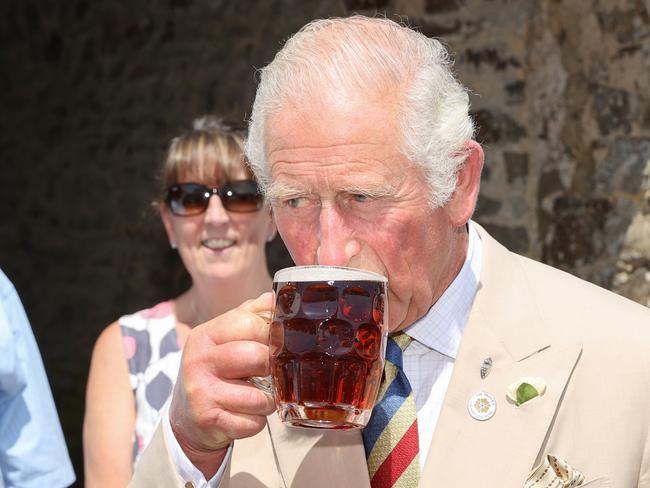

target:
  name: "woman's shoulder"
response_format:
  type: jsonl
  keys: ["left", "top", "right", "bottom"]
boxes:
{"left": 91, "top": 321, "right": 123, "bottom": 360}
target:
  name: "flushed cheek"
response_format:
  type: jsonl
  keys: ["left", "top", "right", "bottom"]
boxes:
{"left": 277, "top": 220, "right": 318, "bottom": 265}
{"left": 369, "top": 221, "right": 428, "bottom": 321}
{"left": 381, "top": 259, "right": 413, "bottom": 329}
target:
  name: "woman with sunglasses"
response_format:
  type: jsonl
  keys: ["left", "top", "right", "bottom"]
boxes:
{"left": 83, "top": 116, "right": 276, "bottom": 487}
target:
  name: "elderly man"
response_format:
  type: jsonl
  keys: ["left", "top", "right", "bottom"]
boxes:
{"left": 130, "top": 16, "right": 650, "bottom": 488}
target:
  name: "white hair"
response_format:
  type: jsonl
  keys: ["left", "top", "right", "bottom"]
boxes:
{"left": 246, "top": 15, "right": 475, "bottom": 208}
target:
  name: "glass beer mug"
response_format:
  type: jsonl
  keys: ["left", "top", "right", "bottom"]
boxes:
{"left": 255, "top": 265, "right": 388, "bottom": 430}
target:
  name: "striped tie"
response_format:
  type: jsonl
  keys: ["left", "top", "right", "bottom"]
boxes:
{"left": 362, "top": 332, "right": 419, "bottom": 487}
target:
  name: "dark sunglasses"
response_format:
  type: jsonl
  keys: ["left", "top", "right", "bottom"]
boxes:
{"left": 165, "top": 180, "right": 263, "bottom": 216}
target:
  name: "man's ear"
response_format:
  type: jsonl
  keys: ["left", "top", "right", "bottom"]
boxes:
{"left": 266, "top": 207, "right": 278, "bottom": 242}
{"left": 446, "top": 140, "right": 484, "bottom": 226}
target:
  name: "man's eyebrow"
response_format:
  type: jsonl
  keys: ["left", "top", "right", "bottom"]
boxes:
{"left": 265, "top": 180, "right": 401, "bottom": 201}
{"left": 264, "top": 182, "right": 307, "bottom": 201}
{"left": 337, "top": 183, "right": 398, "bottom": 198}
{"left": 338, "top": 172, "right": 406, "bottom": 197}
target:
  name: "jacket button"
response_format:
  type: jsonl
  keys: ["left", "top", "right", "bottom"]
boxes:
{"left": 184, "top": 483, "right": 194, "bottom": 488}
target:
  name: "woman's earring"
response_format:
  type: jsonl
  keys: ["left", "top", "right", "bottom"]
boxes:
{"left": 170, "top": 241, "right": 177, "bottom": 249}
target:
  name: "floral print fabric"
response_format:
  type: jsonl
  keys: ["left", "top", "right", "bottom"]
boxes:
{"left": 119, "top": 301, "right": 181, "bottom": 464}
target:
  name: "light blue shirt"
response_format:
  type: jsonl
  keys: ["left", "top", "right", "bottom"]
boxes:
{"left": 0, "top": 270, "right": 75, "bottom": 488}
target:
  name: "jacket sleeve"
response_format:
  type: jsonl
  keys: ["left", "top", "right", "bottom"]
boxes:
{"left": 129, "top": 422, "right": 232, "bottom": 488}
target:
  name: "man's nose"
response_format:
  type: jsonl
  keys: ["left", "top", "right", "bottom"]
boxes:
{"left": 316, "top": 204, "right": 361, "bottom": 266}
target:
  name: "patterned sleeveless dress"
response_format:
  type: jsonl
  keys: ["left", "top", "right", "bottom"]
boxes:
{"left": 119, "top": 301, "right": 182, "bottom": 464}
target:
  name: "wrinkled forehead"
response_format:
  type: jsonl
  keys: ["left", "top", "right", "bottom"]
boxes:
{"left": 263, "top": 102, "right": 412, "bottom": 205}
{"left": 266, "top": 89, "right": 399, "bottom": 157}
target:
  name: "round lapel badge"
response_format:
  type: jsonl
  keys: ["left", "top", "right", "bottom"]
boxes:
{"left": 468, "top": 391, "right": 497, "bottom": 421}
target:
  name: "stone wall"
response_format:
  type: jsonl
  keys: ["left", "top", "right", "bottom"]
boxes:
{"left": 1, "top": 0, "right": 648, "bottom": 484}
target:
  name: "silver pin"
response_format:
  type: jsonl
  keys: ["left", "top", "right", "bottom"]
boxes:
{"left": 480, "top": 357, "right": 493, "bottom": 379}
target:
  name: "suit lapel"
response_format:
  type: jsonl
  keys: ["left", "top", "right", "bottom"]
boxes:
{"left": 421, "top": 226, "right": 582, "bottom": 486}
{"left": 267, "top": 414, "right": 370, "bottom": 487}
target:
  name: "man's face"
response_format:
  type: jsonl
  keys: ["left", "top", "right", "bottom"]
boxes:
{"left": 265, "top": 96, "right": 467, "bottom": 331}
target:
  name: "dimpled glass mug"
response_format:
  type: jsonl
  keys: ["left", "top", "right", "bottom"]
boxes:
{"left": 256, "top": 265, "right": 389, "bottom": 430}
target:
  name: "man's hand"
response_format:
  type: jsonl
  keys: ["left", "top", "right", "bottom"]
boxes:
{"left": 169, "top": 293, "right": 276, "bottom": 478}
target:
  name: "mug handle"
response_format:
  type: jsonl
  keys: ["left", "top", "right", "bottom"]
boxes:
{"left": 249, "top": 309, "right": 275, "bottom": 396}
{"left": 249, "top": 375, "right": 274, "bottom": 396}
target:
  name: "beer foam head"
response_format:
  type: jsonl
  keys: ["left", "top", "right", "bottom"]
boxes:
{"left": 274, "top": 265, "right": 387, "bottom": 283}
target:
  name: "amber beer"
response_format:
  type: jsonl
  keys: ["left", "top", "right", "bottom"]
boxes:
{"left": 270, "top": 266, "right": 388, "bottom": 429}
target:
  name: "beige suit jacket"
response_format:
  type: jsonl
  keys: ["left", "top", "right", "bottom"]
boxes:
{"left": 131, "top": 226, "right": 650, "bottom": 487}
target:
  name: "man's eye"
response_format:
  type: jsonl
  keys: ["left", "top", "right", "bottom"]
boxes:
{"left": 286, "top": 197, "right": 309, "bottom": 208}
{"left": 352, "top": 194, "right": 369, "bottom": 203}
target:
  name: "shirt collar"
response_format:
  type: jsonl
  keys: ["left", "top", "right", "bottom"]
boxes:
{"left": 403, "top": 221, "right": 482, "bottom": 359}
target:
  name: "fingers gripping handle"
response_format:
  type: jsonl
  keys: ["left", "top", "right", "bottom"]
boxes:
{"left": 249, "top": 375, "right": 274, "bottom": 396}
{"left": 249, "top": 309, "right": 274, "bottom": 397}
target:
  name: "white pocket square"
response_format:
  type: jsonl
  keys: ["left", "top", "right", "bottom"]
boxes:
{"left": 525, "top": 454, "right": 585, "bottom": 487}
